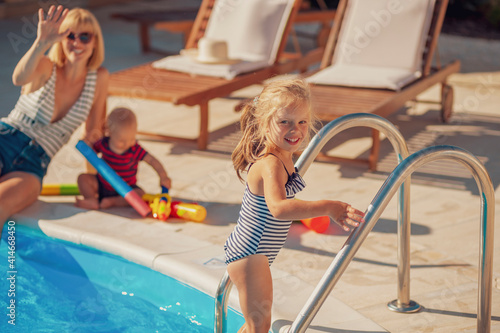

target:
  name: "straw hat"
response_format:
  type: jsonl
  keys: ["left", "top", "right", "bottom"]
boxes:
{"left": 181, "top": 37, "right": 241, "bottom": 64}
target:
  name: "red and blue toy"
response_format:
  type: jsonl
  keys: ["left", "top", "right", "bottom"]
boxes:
{"left": 76, "top": 140, "right": 151, "bottom": 217}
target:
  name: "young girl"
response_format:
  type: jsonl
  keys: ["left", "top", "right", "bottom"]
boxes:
{"left": 224, "top": 78, "right": 365, "bottom": 333}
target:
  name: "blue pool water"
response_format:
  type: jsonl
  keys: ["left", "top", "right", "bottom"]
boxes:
{"left": 0, "top": 223, "right": 244, "bottom": 332}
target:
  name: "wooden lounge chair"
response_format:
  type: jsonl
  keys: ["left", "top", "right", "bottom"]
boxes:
{"left": 111, "top": 7, "right": 199, "bottom": 53}
{"left": 305, "top": 0, "right": 460, "bottom": 170}
{"left": 108, "top": 0, "right": 326, "bottom": 150}
{"left": 110, "top": 5, "right": 335, "bottom": 54}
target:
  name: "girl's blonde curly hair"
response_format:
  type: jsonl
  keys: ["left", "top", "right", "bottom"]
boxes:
{"left": 231, "top": 77, "right": 317, "bottom": 182}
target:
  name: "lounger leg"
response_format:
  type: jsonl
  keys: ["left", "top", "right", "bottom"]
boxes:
{"left": 440, "top": 83, "right": 454, "bottom": 123}
{"left": 140, "top": 23, "right": 151, "bottom": 53}
{"left": 368, "top": 129, "right": 380, "bottom": 171}
{"left": 198, "top": 102, "right": 209, "bottom": 150}
{"left": 317, "top": 22, "right": 330, "bottom": 47}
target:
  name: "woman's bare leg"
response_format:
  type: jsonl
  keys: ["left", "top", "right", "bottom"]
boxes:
{"left": 0, "top": 171, "right": 41, "bottom": 232}
{"left": 227, "top": 255, "right": 272, "bottom": 333}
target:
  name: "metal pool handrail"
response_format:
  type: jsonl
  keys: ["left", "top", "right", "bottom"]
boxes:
{"left": 295, "top": 113, "right": 418, "bottom": 312}
{"left": 214, "top": 113, "right": 415, "bottom": 332}
{"left": 214, "top": 271, "right": 232, "bottom": 333}
{"left": 284, "top": 145, "right": 495, "bottom": 333}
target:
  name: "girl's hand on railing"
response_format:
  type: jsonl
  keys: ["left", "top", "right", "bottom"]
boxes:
{"left": 328, "top": 201, "right": 365, "bottom": 232}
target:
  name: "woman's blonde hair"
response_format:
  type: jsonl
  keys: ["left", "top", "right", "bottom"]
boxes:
{"left": 231, "top": 77, "right": 316, "bottom": 182}
{"left": 48, "top": 8, "right": 104, "bottom": 70}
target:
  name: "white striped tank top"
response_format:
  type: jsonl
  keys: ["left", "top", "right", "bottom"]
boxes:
{"left": 224, "top": 160, "right": 306, "bottom": 266}
{"left": 2, "top": 65, "right": 97, "bottom": 158}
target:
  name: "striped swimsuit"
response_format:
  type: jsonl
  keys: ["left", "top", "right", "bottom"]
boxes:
{"left": 224, "top": 156, "right": 306, "bottom": 266}
{"left": 2, "top": 65, "right": 97, "bottom": 158}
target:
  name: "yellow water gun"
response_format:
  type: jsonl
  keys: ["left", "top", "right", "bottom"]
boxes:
{"left": 142, "top": 187, "right": 171, "bottom": 221}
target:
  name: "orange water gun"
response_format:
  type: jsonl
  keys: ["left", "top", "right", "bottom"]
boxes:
{"left": 142, "top": 187, "right": 207, "bottom": 222}
{"left": 170, "top": 201, "right": 207, "bottom": 223}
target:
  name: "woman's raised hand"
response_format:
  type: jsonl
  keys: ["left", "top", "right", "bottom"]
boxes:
{"left": 37, "top": 5, "right": 69, "bottom": 47}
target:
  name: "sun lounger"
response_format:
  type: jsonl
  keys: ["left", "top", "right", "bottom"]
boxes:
{"left": 108, "top": 0, "right": 327, "bottom": 150}
{"left": 306, "top": 0, "right": 460, "bottom": 170}
{"left": 111, "top": 5, "right": 335, "bottom": 54}
{"left": 111, "top": 8, "right": 199, "bottom": 53}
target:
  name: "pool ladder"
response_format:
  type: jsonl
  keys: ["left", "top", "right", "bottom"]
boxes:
{"left": 214, "top": 114, "right": 495, "bottom": 333}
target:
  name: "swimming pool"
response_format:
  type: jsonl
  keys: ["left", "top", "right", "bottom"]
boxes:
{"left": 0, "top": 223, "right": 244, "bottom": 332}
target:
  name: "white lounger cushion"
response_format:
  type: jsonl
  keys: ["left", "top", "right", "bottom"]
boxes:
{"left": 308, "top": 64, "right": 421, "bottom": 90}
{"left": 152, "top": 0, "right": 294, "bottom": 79}
{"left": 308, "top": 0, "right": 436, "bottom": 90}
{"left": 152, "top": 57, "right": 270, "bottom": 80}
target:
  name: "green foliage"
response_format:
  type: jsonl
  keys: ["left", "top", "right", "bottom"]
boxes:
{"left": 448, "top": 0, "right": 500, "bottom": 27}
{"left": 485, "top": 0, "right": 500, "bottom": 27}
{"left": 448, "top": 0, "right": 488, "bottom": 15}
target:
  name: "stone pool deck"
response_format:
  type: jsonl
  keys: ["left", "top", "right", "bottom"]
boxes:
{"left": 1, "top": 1, "right": 500, "bottom": 332}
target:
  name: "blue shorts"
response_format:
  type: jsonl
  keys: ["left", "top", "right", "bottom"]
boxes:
{"left": 0, "top": 121, "right": 50, "bottom": 184}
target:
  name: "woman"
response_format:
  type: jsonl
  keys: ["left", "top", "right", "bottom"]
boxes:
{"left": 0, "top": 5, "right": 109, "bottom": 227}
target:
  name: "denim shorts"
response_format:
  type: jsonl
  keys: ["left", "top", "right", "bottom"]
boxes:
{"left": 0, "top": 121, "right": 50, "bottom": 183}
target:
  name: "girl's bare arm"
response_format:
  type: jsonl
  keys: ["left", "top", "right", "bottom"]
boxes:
{"left": 259, "top": 158, "right": 364, "bottom": 231}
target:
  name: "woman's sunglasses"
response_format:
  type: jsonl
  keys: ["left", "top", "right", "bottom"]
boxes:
{"left": 67, "top": 32, "right": 93, "bottom": 44}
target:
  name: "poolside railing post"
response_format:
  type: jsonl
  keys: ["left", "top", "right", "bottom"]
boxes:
{"left": 214, "top": 271, "right": 232, "bottom": 333}
{"left": 476, "top": 177, "right": 495, "bottom": 333}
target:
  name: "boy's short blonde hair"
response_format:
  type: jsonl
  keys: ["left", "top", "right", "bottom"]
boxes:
{"left": 106, "top": 107, "right": 137, "bottom": 134}
{"left": 48, "top": 8, "right": 105, "bottom": 70}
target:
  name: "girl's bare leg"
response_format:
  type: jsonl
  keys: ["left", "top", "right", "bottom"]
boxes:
{"left": 227, "top": 255, "right": 272, "bottom": 333}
